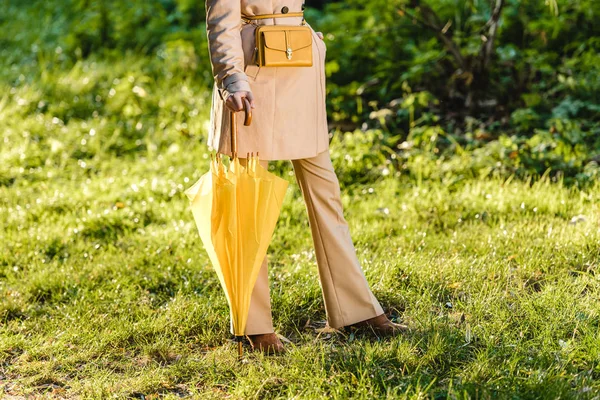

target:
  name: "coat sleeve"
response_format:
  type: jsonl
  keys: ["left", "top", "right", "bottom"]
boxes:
{"left": 205, "top": 0, "right": 251, "bottom": 98}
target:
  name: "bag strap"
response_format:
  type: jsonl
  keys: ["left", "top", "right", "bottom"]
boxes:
{"left": 242, "top": 12, "right": 304, "bottom": 20}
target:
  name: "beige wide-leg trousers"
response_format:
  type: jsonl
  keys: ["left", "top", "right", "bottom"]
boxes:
{"left": 240, "top": 149, "right": 384, "bottom": 335}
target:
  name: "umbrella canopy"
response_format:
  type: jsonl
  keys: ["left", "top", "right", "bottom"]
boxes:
{"left": 184, "top": 99, "right": 288, "bottom": 356}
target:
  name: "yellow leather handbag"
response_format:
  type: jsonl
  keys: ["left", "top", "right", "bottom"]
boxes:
{"left": 243, "top": 12, "right": 313, "bottom": 67}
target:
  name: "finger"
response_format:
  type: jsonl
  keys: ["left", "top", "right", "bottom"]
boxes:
{"left": 316, "top": 31, "right": 324, "bottom": 40}
{"left": 230, "top": 93, "right": 243, "bottom": 111}
{"left": 225, "top": 97, "right": 237, "bottom": 112}
{"left": 245, "top": 91, "right": 256, "bottom": 109}
{"left": 225, "top": 97, "right": 234, "bottom": 112}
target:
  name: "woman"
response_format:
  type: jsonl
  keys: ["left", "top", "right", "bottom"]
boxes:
{"left": 205, "top": 0, "right": 407, "bottom": 353}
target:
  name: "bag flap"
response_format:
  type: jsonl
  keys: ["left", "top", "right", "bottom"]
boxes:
{"left": 262, "top": 30, "right": 312, "bottom": 52}
{"left": 262, "top": 31, "right": 286, "bottom": 52}
{"left": 290, "top": 30, "right": 312, "bottom": 51}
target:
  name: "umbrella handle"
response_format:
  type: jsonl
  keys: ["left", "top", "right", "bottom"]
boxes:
{"left": 230, "top": 97, "right": 253, "bottom": 158}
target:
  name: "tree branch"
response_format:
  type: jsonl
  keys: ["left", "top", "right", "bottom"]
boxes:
{"left": 479, "top": 0, "right": 505, "bottom": 72}
{"left": 399, "top": 3, "right": 466, "bottom": 70}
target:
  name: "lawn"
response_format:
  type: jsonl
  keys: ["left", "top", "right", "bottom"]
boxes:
{"left": 1, "top": 4, "right": 600, "bottom": 399}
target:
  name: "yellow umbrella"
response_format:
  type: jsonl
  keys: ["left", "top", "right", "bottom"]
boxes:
{"left": 184, "top": 99, "right": 288, "bottom": 356}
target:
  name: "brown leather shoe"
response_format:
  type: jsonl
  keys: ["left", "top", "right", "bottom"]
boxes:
{"left": 246, "top": 333, "right": 285, "bottom": 355}
{"left": 348, "top": 314, "right": 409, "bottom": 336}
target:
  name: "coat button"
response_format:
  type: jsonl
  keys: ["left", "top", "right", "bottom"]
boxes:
{"left": 281, "top": 6, "right": 289, "bottom": 13}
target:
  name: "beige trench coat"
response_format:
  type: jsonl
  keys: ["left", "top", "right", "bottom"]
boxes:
{"left": 205, "top": 0, "right": 329, "bottom": 160}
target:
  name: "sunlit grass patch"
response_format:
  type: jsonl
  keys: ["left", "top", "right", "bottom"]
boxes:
{"left": 1, "top": 3, "right": 600, "bottom": 398}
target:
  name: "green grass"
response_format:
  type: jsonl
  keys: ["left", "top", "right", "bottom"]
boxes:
{"left": 1, "top": 4, "right": 600, "bottom": 399}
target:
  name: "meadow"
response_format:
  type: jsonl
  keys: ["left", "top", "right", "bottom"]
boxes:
{"left": 1, "top": 0, "right": 600, "bottom": 398}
